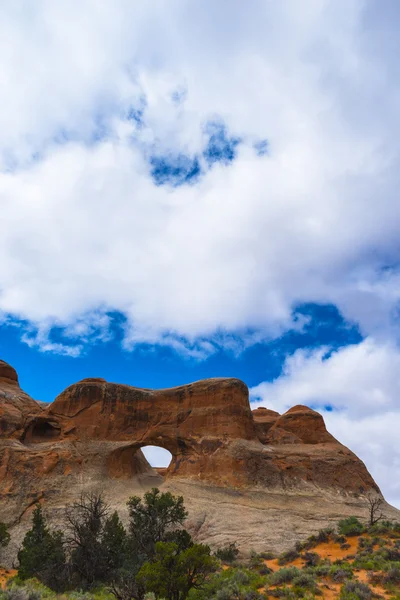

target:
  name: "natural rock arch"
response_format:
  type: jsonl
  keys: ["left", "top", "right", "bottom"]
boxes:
{"left": 0, "top": 360, "right": 381, "bottom": 493}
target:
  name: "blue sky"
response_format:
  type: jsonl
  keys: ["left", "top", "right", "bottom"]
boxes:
{"left": 1, "top": 303, "right": 360, "bottom": 404}
{"left": 1, "top": 0, "right": 400, "bottom": 507}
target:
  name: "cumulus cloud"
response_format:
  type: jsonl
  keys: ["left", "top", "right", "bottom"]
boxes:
{"left": 250, "top": 338, "right": 400, "bottom": 508}
{"left": 1, "top": 0, "right": 400, "bottom": 356}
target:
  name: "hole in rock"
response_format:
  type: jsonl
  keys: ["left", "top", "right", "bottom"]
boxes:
{"left": 141, "top": 446, "right": 173, "bottom": 476}
{"left": 23, "top": 419, "right": 61, "bottom": 443}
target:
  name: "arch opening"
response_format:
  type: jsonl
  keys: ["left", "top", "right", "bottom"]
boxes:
{"left": 23, "top": 418, "right": 61, "bottom": 443}
{"left": 107, "top": 443, "right": 174, "bottom": 480}
{"left": 141, "top": 446, "right": 173, "bottom": 476}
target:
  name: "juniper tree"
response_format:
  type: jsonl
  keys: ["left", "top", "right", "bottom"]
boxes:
{"left": 18, "top": 505, "right": 66, "bottom": 590}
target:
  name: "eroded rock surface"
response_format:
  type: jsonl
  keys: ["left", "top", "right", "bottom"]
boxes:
{"left": 0, "top": 359, "right": 396, "bottom": 561}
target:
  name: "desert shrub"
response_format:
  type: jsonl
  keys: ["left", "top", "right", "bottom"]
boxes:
{"left": 331, "top": 569, "right": 352, "bottom": 583}
{"left": 334, "top": 535, "right": 347, "bottom": 545}
{"left": 269, "top": 587, "right": 296, "bottom": 599}
{"left": 382, "top": 547, "right": 400, "bottom": 561}
{"left": 278, "top": 549, "right": 300, "bottom": 565}
{"left": 258, "top": 550, "right": 275, "bottom": 560}
{"left": 4, "top": 579, "right": 59, "bottom": 600}
{"left": 315, "top": 528, "right": 332, "bottom": 544}
{"left": 358, "top": 538, "right": 374, "bottom": 551}
{"left": 0, "top": 588, "right": 41, "bottom": 600}
{"left": 368, "top": 571, "right": 384, "bottom": 586}
{"left": 384, "top": 566, "right": 400, "bottom": 585}
{"left": 257, "top": 564, "right": 272, "bottom": 576}
{"left": 192, "top": 567, "right": 266, "bottom": 600}
{"left": 214, "top": 542, "right": 239, "bottom": 563}
{"left": 338, "top": 517, "right": 364, "bottom": 537}
{"left": 305, "top": 563, "right": 331, "bottom": 577}
{"left": 270, "top": 567, "right": 301, "bottom": 585}
{"left": 292, "top": 573, "right": 318, "bottom": 590}
{"left": 303, "top": 552, "right": 320, "bottom": 567}
{"left": 353, "top": 550, "right": 387, "bottom": 571}
{"left": 248, "top": 551, "right": 264, "bottom": 568}
{"left": 0, "top": 523, "right": 10, "bottom": 548}
{"left": 341, "top": 544, "right": 351, "bottom": 551}
{"left": 340, "top": 580, "right": 372, "bottom": 600}
{"left": 295, "top": 541, "right": 304, "bottom": 552}
{"left": 330, "top": 563, "right": 353, "bottom": 583}
{"left": 242, "top": 591, "right": 264, "bottom": 600}
{"left": 368, "top": 520, "right": 398, "bottom": 535}
{"left": 302, "top": 535, "right": 318, "bottom": 551}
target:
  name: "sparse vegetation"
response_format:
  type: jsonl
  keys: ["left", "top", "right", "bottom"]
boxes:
{"left": 337, "top": 517, "right": 365, "bottom": 537}
{"left": 0, "top": 523, "right": 10, "bottom": 549}
{"left": 214, "top": 542, "right": 239, "bottom": 563}
{"left": 366, "top": 494, "right": 385, "bottom": 528}
{"left": 1, "top": 503, "right": 400, "bottom": 599}
{"left": 340, "top": 580, "right": 373, "bottom": 600}
{"left": 278, "top": 549, "right": 300, "bottom": 565}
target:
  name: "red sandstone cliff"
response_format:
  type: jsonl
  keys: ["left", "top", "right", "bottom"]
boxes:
{"left": 0, "top": 360, "right": 379, "bottom": 495}
{"left": 0, "top": 359, "right": 395, "bottom": 560}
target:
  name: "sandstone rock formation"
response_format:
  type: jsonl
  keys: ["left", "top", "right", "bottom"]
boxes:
{"left": 0, "top": 359, "right": 398, "bottom": 561}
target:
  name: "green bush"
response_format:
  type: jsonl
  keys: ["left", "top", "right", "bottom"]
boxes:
{"left": 248, "top": 552, "right": 264, "bottom": 569}
{"left": 137, "top": 540, "right": 217, "bottom": 600}
{"left": 305, "top": 563, "right": 331, "bottom": 577}
{"left": 0, "top": 523, "right": 10, "bottom": 548}
{"left": 315, "top": 528, "right": 333, "bottom": 544}
{"left": 193, "top": 567, "right": 266, "bottom": 600}
{"left": 330, "top": 562, "right": 353, "bottom": 583}
{"left": 0, "top": 589, "right": 41, "bottom": 600}
{"left": 292, "top": 573, "right": 318, "bottom": 590}
{"left": 278, "top": 549, "right": 300, "bottom": 565}
{"left": 337, "top": 517, "right": 364, "bottom": 537}
{"left": 340, "top": 580, "right": 372, "bottom": 600}
{"left": 258, "top": 551, "right": 276, "bottom": 560}
{"left": 353, "top": 549, "right": 387, "bottom": 571}
{"left": 303, "top": 552, "right": 320, "bottom": 567}
{"left": 382, "top": 547, "right": 400, "bottom": 561}
{"left": 270, "top": 567, "right": 301, "bottom": 585}
{"left": 384, "top": 565, "right": 400, "bottom": 585}
{"left": 257, "top": 564, "right": 272, "bottom": 576}
{"left": 214, "top": 542, "right": 239, "bottom": 563}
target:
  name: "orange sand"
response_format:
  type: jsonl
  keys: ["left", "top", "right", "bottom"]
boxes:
{"left": 0, "top": 568, "right": 17, "bottom": 589}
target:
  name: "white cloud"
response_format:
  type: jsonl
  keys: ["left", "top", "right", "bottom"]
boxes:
{"left": 1, "top": 0, "right": 400, "bottom": 355}
{"left": 1, "top": 0, "right": 399, "bottom": 511}
{"left": 250, "top": 339, "right": 400, "bottom": 508}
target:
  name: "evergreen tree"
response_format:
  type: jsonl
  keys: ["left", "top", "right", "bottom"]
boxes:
{"left": 102, "top": 511, "right": 128, "bottom": 575}
{"left": 18, "top": 505, "right": 66, "bottom": 590}
{"left": 127, "top": 488, "right": 187, "bottom": 562}
{"left": 137, "top": 541, "right": 217, "bottom": 600}
{"left": 109, "top": 489, "right": 188, "bottom": 600}
{"left": 66, "top": 492, "right": 110, "bottom": 588}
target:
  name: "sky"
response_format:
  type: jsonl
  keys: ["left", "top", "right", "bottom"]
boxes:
{"left": 1, "top": 0, "right": 400, "bottom": 508}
